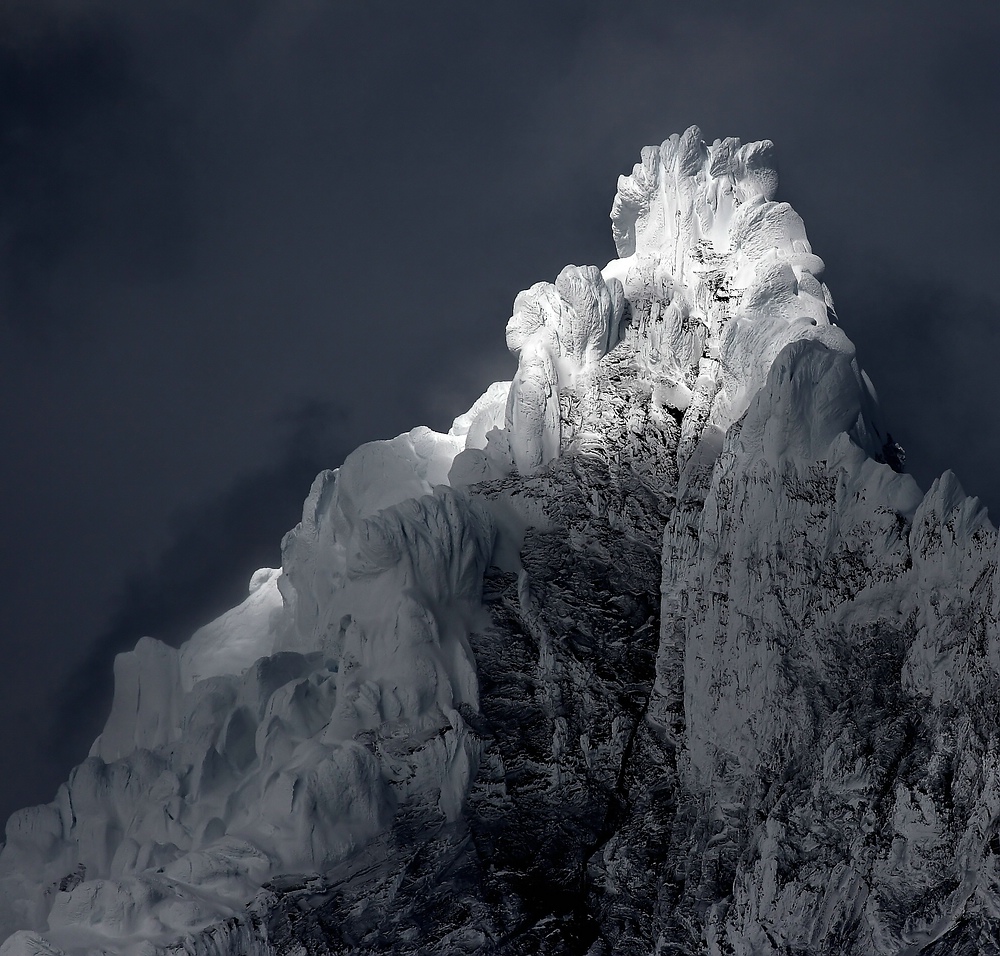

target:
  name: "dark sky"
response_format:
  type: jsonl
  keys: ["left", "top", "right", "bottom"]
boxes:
{"left": 1, "top": 0, "right": 998, "bottom": 825}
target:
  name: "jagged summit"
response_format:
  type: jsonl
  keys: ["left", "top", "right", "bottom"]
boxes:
{"left": 606, "top": 128, "right": 846, "bottom": 434}
{"left": 2, "top": 129, "right": 999, "bottom": 956}
{"left": 458, "top": 127, "right": 886, "bottom": 493}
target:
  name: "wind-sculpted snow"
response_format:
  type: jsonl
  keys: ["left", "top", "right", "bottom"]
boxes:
{"left": 3, "top": 127, "right": 1000, "bottom": 955}
{"left": 604, "top": 126, "right": 842, "bottom": 470}
{"left": 503, "top": 264, "right": 625, "bottom": 475}
{"left": 0, "top": 477, "right": 493, "bottom": 953}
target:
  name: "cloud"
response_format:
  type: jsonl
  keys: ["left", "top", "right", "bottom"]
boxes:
{"left": 834, "top": 256, "right": 1000, "bottom": 518}
{"left": 48, "top": 399, "right": 348, "bottom": 778}
{"left": 0, "top": 1, "right": 201, "bottom": 339}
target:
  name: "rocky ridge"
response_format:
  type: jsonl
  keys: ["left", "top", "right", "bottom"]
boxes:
{"left": 1, "top": 127, "right": 998, "bottom": 955}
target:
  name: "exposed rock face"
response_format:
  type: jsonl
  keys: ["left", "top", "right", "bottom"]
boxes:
{"left": 2, "top": 128, "right": 999, "bottom": 956}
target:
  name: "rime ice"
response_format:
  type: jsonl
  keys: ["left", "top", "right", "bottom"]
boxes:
{"left": 3, "top": 128, "right": 1000, "bottom": 955}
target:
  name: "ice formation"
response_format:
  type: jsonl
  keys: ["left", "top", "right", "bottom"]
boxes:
{"left": 2, "top": 128, "right": 999, "bottom": 955}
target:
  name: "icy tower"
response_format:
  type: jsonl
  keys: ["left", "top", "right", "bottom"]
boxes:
{"left": 2, "top": 128, "right": 999, "bottom": 956}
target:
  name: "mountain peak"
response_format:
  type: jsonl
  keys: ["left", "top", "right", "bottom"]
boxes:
{"left": 3, "top": 131, "right": 999, "bottom": 956}
{"left": 458, "top": 126, "right": 884, "bottom": 497}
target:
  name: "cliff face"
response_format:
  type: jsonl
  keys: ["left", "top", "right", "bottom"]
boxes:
{"left": 2, "top": 128, "right": 999, "bottom": 956}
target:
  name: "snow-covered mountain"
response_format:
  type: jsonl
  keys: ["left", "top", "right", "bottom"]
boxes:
{"left": 2, "top": 127, "right": 999, "bottom": 955}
